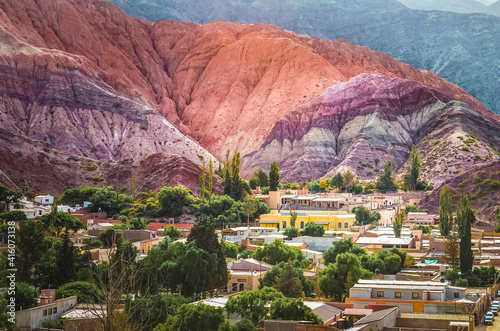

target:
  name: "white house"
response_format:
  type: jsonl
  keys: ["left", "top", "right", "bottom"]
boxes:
{"left": 35, "top": 195, "right": 54, "bottom": 205}
{"left": 15, "top": 291, "right": 77, "bottom": 330}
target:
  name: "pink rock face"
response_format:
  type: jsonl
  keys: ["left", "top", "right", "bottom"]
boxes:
{"left": 242, "top": 74, "right": 500, "bottom": 183}
{"left": 0, "top": 0, "right": 498, "bottom": 193}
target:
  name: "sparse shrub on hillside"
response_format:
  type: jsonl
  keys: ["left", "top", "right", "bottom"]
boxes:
{"left": 458, "top": 170, "right": 463, "bottom": 173}
{"left": 434, "top": 140, "right": 441, "bottom": 145}
{"left": 473, "top": 177, "right": 482, "bottom": 186}
{"left": 490, "top": 180, "right": 500, "bottom": 190}
{"left": 461, "top": 146, "right": 470, "bottom": 152}
{"left": 458, "top": 179, "right": 469, "bottom": 187}
{"left": 43, "top": 147, "right": 50, "bottom": 153}
{"left": 474, "top": 155, "right": 481, "bottom": 160}
{"left": 457, "top": 136, "right": 464, "bottom": 140}
{"left": 86, "top": 164, "right": 97, "bottom": 171}
{"left": 140, "top": 124, "right": 148, "bottom": 131}
{"left": 422, "top": 140, "right": 429, "bottom": 144}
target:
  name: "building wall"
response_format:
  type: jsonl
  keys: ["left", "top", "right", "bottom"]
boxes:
{"left": 15, "top": 296, "right": 77, "bottom": 329}
{"left": 346, "top": 298, "right": 463, "bottom": 314}
{"left": 259, "top": 212, "right": 356, "bottom": 231}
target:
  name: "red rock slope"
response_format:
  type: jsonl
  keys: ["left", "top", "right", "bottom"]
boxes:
{"left": 0, "top": 0, "right": 496, "bottom": 193}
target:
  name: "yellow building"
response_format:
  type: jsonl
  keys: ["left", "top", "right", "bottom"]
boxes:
{"left": 259, "top": 210, "right": 356, "bottom": 231}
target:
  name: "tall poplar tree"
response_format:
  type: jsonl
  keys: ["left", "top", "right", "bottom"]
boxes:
{"left": 456, "top": 194, "right": 474, "bottom": 274}
{"left": 376, "top": 160, "right": 396, "bottom": 192}
{"left": 444, "top": 225, "right": 460, "bottom": 269}
{"left": 269, "top": 161, "right": 280, "bottom": 191}
{"left": 199, "top": 162, "right": 206, "bottom": 201}
{"left": 208, "top": 158, "right": 213, "bottom": 196}
{"left": 439, "top": 185, "right": 453, "bottom": 236}
{"left": 403, "top": 145, "right": 421, "bottom": 190}
{"left": 393, "top": 211, "right": 405, "bottom": 238}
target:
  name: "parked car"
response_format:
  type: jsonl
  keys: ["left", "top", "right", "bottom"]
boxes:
{"left": 485, "top": 312, "right": 494, "bottom": 324}
{"left": 491, "top": 306, "right": 498, "bottom": 315}
{"left": 492, "top": 300, "right": 499, "bottom": 307}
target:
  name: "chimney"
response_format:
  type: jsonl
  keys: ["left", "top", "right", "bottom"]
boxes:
{"left": 40, "top": 289, "right": 56, "bottom": 305}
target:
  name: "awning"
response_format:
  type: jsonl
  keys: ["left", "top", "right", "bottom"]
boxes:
{"left": 424, "top": 259, "right": 438, "bottom": 264}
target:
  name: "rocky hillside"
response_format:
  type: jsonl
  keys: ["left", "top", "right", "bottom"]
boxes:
{"left": 1, "top": 0, "right": 499, "bottom": 200}
{"left": 420, "top": 161, "right": 500, "bottom": 224}
{"left": 398, "top": 0, "right": 486, "bottom": 13}
{"left": 242, "top": 74, "right": 500, "bottom": 184}
{"left": 108, "top": 0, "right": 500, "bottom": 114}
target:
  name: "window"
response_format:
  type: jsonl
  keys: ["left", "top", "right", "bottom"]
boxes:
{"left": 412, "top": 292, "right": 419, "bottom": 299}
{"left": 454, "top": 292, "right": 460, "bottom": 298}
{"left": 345, "top": 222, "right": 348, "bottom": 228}
{"left": 48, "top": 308, "right": 53, "bottom": 315}
{"left": 53, "top": 307, "right": 57, "bottom": 314}
{"left": 300, "top": 221, "right": 304, "bottom": 229}
{"left": 43, "top": 310, "right": 47, "bottom": 316}
{"left": 377, "top": 291, "right": 384, "bottom": 297}
{"left": 395, "top": 292, "right": 401, "bottom": 298}
{"left": 338, "top": 223, "right": 342, "bottom": 228}
{"left": 283, "top": 221, "right": 287, "bottom": 229}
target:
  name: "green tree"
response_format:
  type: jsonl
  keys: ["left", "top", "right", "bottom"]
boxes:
{"left": 254, "top": 169, "right": 269, "bottom": 188}
{"left": 199, "top": 162, "right": 206, "bottom": 201}
{"left": 301, "top": 222, "right": 324, "bottom": 237}
{"left": 17, "top": 220, "right": 49, "bottom": 284}
{"left": 258, "top": 261, "right": 314, "bottom": 297}
{"left": 343, "top": 171, "right": 355, "bottom": 190}
{"left": 403, "top": 145, "right": 421, "bottom": 190}
{"left": 253, "top": 239, "right": 304, "bottom": 265}
{"left": 158, "top": 303, "right": 227, "bottom": 331}
{"left": 249, "top": 177, "right": 260, "bottom": 190}
{"left": 353, "top": 183, "right": 363, "bottom": 194}
{"left": 129, "top": 217, "right": 145, "bottom": 230}
{"left": 393, "top": 211, "right": 405, "bottom": 238}
{"left": 283, "top": 227, "right": 300, "bottom": 240}
{"left": 269, "top": 161, "right": 280, "bottom": 191}
{"left": 269, "top": 297, "right": 322, "bottom": 325}
{"left": 56, "top": 281, "right": 104, "bottom": 303}
{"left": 208, "top": 158, "right": 214, "bottom": 196}
{"left": 383, "top": 254, "right": 402, "bottom": 274}
{"left": 0, "top": 183, "right": 23, "bottom": 210}
{"left": 0, "top": 210, "right": 28, "bottom": 224}
{"left": 331, "top": 173, "right": 345, "bottom": 191}
{"left": 3, "top": 282, "right": 39, "bottom": 310}
{"left": 444, "top": 225, "right": 460, "bottom": 269}
{"left": 323, "top": 238, "right": 366, "bottom": 265}
{"left": 355, "top": 206, "right": 371, "bottom": 225}
{"left": 89, "top": 186, "right": 118, "bottom": 214}
{"left": 457, "top": 194, "right": 474, "bottom": 274}
{"left": 187, "top": 215, "right": 228, "bottom": 291}
{"left": 162, "top": 225, "right": 181, "bottom": 240}
{"left": 99, "top": 228, "right": 124, "bottom": 248}
{"left": 318, "top": 253, "right": 372, "bottom": 300}
{"left": 242, "top": 195, "right": 258, "bottom": 225}
{"left": 222, "top": 242, "right": 239, "bottom": 259}
{"left": 41, "top": 212, "right": 86, "bottom": 236}
{"left": 226, "top": 287, "right": 284, "bottom": 327}
{"left": 157, "top": 186, "right": 196, "bottom": 218}
{"left": 126, "top": 294, "right": 188, "bottom": 331}
{"left": 233, "top": 319, "right": 256, "bottom": 331}
{"left": 370, "top": 211, "right": 381, "bottom": 224}
{"left": 439, "top": 184, "right": 453, "bottom": 236}
{"left": 55, "top": 234, "right": 79, "bottom": 285}
{"left": 273, "top": 263, "right": 303, "bottom": 298}
{"left": 376, "top": 160, "right": 396, "bottom": 192}
{"left": 455, "top": 278, "right": 469, "bottom": 287}
{"left": 289, "top": 209, "right": 298, "bottom": 228}
{"left": 223, "top": 168, "right": 232, "bottom": 196}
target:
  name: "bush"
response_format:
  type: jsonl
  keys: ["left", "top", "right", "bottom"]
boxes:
{"left": 56, "top": 281, "right": 104, "bottom": 303}
{"left": 455, "top": 278, "right": 469, "bottom": 287}
{"left": 86, "top": 164, "right": 97, "bottom": 171}
{"left": 140, "top": 124, "right": 148, "bottom": 131}
{"left": 490, "top": 180, "right": 500, "bottom": 190}
{"left": 461, "top": 146, "right": 470, "bottom": 152}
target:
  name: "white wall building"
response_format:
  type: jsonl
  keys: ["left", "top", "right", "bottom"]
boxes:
{"left": 15, "top": 295, "right": 77, "bottom": 329}
{"left": 35, "top": 195, "right": 54, "bottom": 205}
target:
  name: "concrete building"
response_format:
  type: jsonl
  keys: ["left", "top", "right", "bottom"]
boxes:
{"left": 259, "top": 210, "right": 356, "bottom": 232}
{"left": 347, "top": 280, "right": 467, "bottom": 314}
{"left": 35, "top": 195, "right": 54, "bottom": 205}
{"left": 405, "top": 212, "right": 438, "bottom": 227}
{"left": 15, "top": 290, "right": 77, "bottom": 330}
{"left": 355, "top": 236, "right": 416, "bottom": 249}
{"left": 227, "top": 258, "right": 273, "bottom": 292}
{"left": 287, "top": 236, "right": 342, "bottom": 252}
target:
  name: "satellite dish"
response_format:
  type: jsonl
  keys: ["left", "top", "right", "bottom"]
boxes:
{"left": 440, "top": 278, "right": 445, "bottom": 283}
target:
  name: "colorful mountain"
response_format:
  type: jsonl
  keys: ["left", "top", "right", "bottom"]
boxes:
{"left": 1, "top": 0, "right": 499, "bottom": 207}
{"left": 398, "top": 0, "right": 486, "bottom": 13}
{"left": 108, "top": 0, "right": 500, "bottom": 115}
